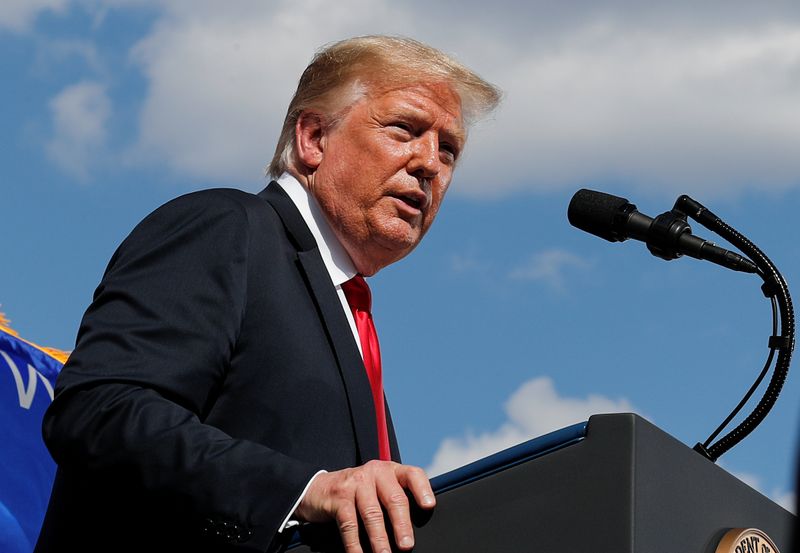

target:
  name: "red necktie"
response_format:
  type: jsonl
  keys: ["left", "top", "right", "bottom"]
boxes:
{"left": 341, "top": 275, "right": 391, "bottom": 461}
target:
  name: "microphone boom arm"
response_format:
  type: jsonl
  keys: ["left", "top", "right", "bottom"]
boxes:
{"left": 674, "top": 195, "right": 795, "bottom": 462}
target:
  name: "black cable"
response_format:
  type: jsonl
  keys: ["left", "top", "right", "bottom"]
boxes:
{"left": 702, "top": 295, "right": 778, "bottom": 448}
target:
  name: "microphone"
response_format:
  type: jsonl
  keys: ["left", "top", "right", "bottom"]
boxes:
{"left": 567, "top": 189, "right": 758, "bottom": 274}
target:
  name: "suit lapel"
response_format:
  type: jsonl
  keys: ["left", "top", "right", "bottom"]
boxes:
{"left": 258, "top": 182, "right": 381, "bottom": 463}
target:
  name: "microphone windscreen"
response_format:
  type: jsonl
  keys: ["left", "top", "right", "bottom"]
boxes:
{"left": 567, "top": 189, "right": 631, "bottom": 242}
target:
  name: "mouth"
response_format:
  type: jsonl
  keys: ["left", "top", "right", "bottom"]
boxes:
{"left": 390, "top": 190, "right": 428, "bottom": 213}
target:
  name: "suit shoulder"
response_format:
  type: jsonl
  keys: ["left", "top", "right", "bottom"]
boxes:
{"left": 130, "top": 188, "right": 280, "bottom": 237}
{"left": 106, "top": 188, "right": 280, "bottom": 268}
{"left": 152, "top": 187, "right": 276, "bottom": 220}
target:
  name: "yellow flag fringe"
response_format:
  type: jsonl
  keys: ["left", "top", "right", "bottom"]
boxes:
{"left": 0, "top": 310, "right": 70, "bottom": 364}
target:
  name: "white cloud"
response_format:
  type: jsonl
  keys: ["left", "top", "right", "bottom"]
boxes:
{"left": 126, "top": 0, "right": 411, "bottom": 185}
{"left": 0, "top": 0, "right": 67, "bottom": 32}
{"left": 773, "top": 490, "right": 796, "bottom": 514}
{"left": 129, "top": 5, "right": 800, "bottom": 197}
{"left": 33, "top": 1, "right": 800, "bottom": 198}
{"left": 46, "top": 81, "right": 111, "bottom": 181}
{"left": 728, "top": 468, "right": 796, "bottom": 514}
{"left": 457, "top": 22, "right": 800, "bottom": 199}
{"left": 509, "top": 249, "right": 589, "bottom": 290}
{"left": 426, "top": 376, "right": 637, "bottom": 476}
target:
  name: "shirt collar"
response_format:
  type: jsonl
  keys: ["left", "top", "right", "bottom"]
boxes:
{"left": 275, "top": 173, "right": 357, "bottom": 286}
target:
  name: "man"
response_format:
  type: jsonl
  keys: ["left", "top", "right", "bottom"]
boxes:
{"left": 36, "top": 35, "right": 500, "bottom": 553}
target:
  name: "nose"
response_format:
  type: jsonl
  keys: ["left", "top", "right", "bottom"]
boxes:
{"left": 407, "top": 133, "right": 441, "bottom": 180}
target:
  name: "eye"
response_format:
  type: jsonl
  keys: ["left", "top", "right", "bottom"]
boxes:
{"left": 439, "top": 142, "right": 458, "bottom": 164}
{"left": 389, "top": 121, "right": 414, "bottom": 135}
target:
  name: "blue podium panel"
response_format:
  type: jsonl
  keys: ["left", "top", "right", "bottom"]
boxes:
{"left": 430, "top": 421, "right": 587, "bottom": 495}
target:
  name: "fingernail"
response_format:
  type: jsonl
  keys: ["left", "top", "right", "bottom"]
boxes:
{"left": 422, "top": 493, "right": 434, "bottom": 506}
{"left": 400, "top": 536, "right": 414, "bottom": 548}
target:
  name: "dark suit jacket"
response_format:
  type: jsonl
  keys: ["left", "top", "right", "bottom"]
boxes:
{"left": 35, "top": 183, "right": 400, "bottom": 552}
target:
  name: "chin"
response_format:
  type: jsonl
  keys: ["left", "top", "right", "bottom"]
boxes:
{"left": 379, "top": 230, "right": 421, "bottom": 254}
{"left": 359, "top": 219, "right": 424, "bottom": 268}
{"left": 382, "top": 217, "right": 425, "bottom": 244}
{"left": 358, "top": 238, "right": 417, "bottom": 275}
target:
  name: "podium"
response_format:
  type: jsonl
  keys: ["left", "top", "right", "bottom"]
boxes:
{"left": 288, "top": 414, "right": 795, "bottom": 552}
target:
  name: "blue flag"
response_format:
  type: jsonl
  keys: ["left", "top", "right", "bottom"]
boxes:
{"left": 0, "top": 318, "right": 64, "bottom": 553}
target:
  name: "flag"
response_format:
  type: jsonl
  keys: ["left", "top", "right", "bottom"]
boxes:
{"left": 0, "top": 313, "right": 66, "bottom": 553}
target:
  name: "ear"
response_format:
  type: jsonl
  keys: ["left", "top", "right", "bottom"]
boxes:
{"left": 295, "top": 111, "right": 326, "bottom": 170}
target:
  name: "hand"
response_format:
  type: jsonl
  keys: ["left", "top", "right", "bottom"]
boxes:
{"left": 294, "top": 460, "right": 436, "bottom": 553}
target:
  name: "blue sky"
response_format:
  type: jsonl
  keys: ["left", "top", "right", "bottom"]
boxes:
{"left": 2, "top": 1, "right": 799, "bottom": 510}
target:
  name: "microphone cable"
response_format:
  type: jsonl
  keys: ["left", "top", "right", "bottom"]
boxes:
{"left": 697, "top": 293, "right": 777, "bottom": 454}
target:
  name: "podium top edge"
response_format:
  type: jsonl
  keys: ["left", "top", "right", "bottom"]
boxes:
{"left": 430, "top": 421, "right": 588, "bottom": 495}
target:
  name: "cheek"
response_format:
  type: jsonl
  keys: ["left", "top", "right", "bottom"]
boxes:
{"left": 430, "top": 179, "right": 450, "bottom": 209}
{"left": 422, "top": 185, "right": 449, "bottom": 229}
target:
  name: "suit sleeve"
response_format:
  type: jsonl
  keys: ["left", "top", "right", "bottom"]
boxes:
{"left": 42, "top": 190, "right": 318, "bottom": 551}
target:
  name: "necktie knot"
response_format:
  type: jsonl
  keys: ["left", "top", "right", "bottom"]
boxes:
{"left": 342, "top": 275, "right": 372, "bottom": 313}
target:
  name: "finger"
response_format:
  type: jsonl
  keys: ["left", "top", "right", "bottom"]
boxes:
{"left": 375, "top": 474, "right": 414, "bottom": 550}
{"left": 356, "top": 482, "right": 392, "bottom": 553}
{"left": 335, "top": 501, "right": 364, "bottom": 553}
{"left": 396, "top": 465, "right": 436, "bottom": 510}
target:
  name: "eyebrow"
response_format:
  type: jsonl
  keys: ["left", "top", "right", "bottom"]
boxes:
{"left": 443, "top": 126, "right": 467, "bottom": 152}
{"left": 386, "top": 105, "right": 466, "bottom": 150}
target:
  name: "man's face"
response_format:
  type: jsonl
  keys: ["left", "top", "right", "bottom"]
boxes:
{"left": 305, "top": 82, "right": 465, "bottom": 276}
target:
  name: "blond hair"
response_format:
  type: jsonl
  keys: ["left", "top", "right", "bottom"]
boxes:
{"left": 268, "top": 35, "right": 501, "bottom": 178}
